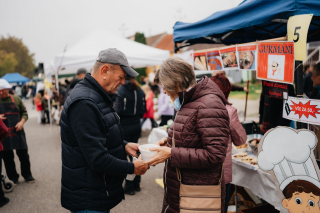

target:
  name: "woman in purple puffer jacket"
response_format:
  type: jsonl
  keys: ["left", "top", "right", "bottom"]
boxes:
{"left": 210, "top": 75, "right": 247, "bottom": 213}
{"left": 146, "top": 58, "right": 230, "bottom": 213}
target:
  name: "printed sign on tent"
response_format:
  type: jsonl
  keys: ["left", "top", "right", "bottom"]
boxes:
{"left": 174, "top": 50, "right": 194, "bottom": 67}
{"left": 206, "top": 50, "right": 223, "bottom": 70}
{"left": 258, "top": 127, "right": 320, "bottom": 213}
{"left": 193, "top": 52, "right": 208, "bottom": 70}
{"left": 283, "top": 96, "right": 320, "bottom": 125}
{"left": 219, "top": 46, "right": 239, "bottom": 70}
{"left": 257, "top": 41, "right": 295, "bottom": 84}
{"left": 237, "top": 44, "right": 257, "bottom": 70}
{"left": 262, "top": 81, "right": 289, "bottom": 100}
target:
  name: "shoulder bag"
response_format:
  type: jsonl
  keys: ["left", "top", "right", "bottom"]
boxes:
{"left": 173, "top": 130, "right": 223, "bottom": 213}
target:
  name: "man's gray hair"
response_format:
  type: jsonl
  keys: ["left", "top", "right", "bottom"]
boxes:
{"left": 92, "top": 61, "right": 115, "bottom": 74}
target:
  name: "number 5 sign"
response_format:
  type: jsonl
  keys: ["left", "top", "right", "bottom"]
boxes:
{"left": 287, "top": 14, "right": 313, "bottom": 61}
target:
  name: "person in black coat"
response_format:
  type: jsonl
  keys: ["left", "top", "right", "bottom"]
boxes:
{"left": 114, "top": 76, "right": 146, "bottom": 195}
{"left": 303, "top": 64, "right": 314, "bottom": 97}
{"left": 60, "top": 49, "right": 149, "bottom": 213}
{"left": 309, "top": 63, "right": 320, "bottom": 100}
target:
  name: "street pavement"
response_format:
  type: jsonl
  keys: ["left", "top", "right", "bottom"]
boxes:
{"left": 1, "top": 99, "right": 165, "bottom": 213}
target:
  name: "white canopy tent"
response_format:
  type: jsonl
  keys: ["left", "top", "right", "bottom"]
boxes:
{"left": 52, "top": 29, "right": 170, "bottom": 76}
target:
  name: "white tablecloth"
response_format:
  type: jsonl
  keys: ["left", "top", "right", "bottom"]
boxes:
{"left": 231, "top": 160, "right": 287, "bottom": 212}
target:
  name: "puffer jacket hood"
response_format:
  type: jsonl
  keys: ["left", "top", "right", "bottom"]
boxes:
{"left": 178, "top": 76, "right": 228, "bottom": 107}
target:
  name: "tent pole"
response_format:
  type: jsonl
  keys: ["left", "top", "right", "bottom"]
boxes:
{"left": 244, "top": 80, "right": 250, "bottom": 121}
{"left": 55, "top": 44, "right": 68, "bottom": 96}
{"left": 295, "top": 60, "right": 305, "bottom": 130}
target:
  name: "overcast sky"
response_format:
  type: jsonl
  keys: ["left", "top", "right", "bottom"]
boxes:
{"left": 0, "top": 0, "right": 243, "bottom": 66}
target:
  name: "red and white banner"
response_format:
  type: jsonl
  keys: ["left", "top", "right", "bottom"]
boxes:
{"left": 219, "top": 46, "right": 239, "bottom": 70}
{"left": 207, "top": 50, "right": 223, "bottom": 70}
{"left": 283, "top": 96, "right": 320, "bottom": 125}
{"left": 257, "top": 41, "right": 295, "bottom": 84}
{"left": 237, "top": 44, "right": 257, "bottom": 70}
{"left": 193, "top": 52, "right": 208, "bottom": 70}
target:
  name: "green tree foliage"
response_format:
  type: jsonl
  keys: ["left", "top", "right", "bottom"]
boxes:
{"left": 0, "top": 35, "right": 35, "bottom": 77}
{"left": 134, "top": 32, "right": 146, "bottom": 44}
{"left": 134, "top": 32, "right": 146, "bottom": 82}
{"left": 0, "top": 51, "right": 18, "bottom": 76}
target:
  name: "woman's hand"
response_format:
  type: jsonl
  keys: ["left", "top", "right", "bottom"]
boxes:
{"left": 157, "top": 137, "right": 168, "bottom": 146}
{"left": 146, "top": 146, "right": 171, "bottom": 166}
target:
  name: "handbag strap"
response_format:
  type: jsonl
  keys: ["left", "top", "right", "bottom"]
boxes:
{"left": 172, "top": 129, "right": 223, "bottom": 184}
{"left": 172, "top": 130, "right": 182, "bottom": 182}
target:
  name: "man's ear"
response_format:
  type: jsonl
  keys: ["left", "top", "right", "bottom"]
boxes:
{"left": 100, "top": 64, "right": 110, "bottom": 80}
{"left": 282, "top": 199, "right": 289, "bottom": 209}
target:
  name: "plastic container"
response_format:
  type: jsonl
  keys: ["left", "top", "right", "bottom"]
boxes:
{"left": 248, "top": 139, "right": 260, "bottom": 156}
{"left": 227, "top": 205, "right": 236, "bottom": 213}
{"left": 139, "top": 144, "right": 160, "bottom": 161}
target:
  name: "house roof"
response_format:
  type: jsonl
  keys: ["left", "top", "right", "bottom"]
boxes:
{"left": 155, "top": 34, "right": 174, "bottom": 53}
{"left": 146, "top": 32, "right": 167, "bottom": 47}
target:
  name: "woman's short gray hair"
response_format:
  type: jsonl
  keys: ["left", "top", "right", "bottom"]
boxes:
{"left": 154, "top": 58, "right": 196, "bottom": 94}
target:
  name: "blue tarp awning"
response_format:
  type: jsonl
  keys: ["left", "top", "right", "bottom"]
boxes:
{"left": 173, "top": 0, "right": 320, "bottom": 49}
{"left": 2, "top": 73, "right": 30, "bottom": 86}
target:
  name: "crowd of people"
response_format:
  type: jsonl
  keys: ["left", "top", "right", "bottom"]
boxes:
{"left": 1, "top": 47, "right": 320, "bottom": 212}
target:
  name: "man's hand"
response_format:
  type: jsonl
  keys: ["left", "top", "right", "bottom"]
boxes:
{"left": 0, "top": 114, "right": 6, "bottom": 120}
{"left": 157, "top": 137, "right": 168, "bottom": 146}
{"left": 133, "top": 159, "right": 149, "bottom": 175}
{"left": 15, "top": 118, "right": 26, "bottom": 132}
{"left": 125, "top": 143, "right": 139, "bottom": 158}
{"left": 146, "top": 146, "right": 171, "bottom": 166}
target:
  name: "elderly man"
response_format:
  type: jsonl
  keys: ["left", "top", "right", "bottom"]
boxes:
{"left": 61, "top": 48, "right": 149, "bottom": 213}
{"left": 0, "top": 79, "right": 35, "bottom": 185}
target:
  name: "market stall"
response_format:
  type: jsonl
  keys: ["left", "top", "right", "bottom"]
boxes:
{"left": 2, "top": 73, "right": 30, "bottom": 86}
{"left": 170, "top": 0, "right": 320, "bottom": 212}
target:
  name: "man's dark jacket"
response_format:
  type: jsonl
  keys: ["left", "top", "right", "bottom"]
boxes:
{"left": 60, "top": 74, "right": 134, "bottom": 211}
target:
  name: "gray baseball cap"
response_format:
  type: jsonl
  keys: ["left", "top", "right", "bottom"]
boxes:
{"left": 96, "top": 48, "right": 139, "bottom": 77}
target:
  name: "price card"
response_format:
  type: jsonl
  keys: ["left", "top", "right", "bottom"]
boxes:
{"left": 287, "top": 14, "right": 313, "bottom": 61}
{"left": 283, "top": 96, "right": 320, "bottom": 125}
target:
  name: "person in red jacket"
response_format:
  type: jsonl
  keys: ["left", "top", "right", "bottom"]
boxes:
{"left": 141, "top": 84, "right": 158, "bottom": 128}
{"left": 0, "top": 118, "right": 9, "bottom": 207}
{"left": 210, "top": 75, "right": 247, "bottom": 213}
{"left": 33, "top": 93, "right": 43, "bottom": 124}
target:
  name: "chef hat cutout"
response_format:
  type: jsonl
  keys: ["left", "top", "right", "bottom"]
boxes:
{"left": 258, "top": 127, "right": 320, "bottom": 191}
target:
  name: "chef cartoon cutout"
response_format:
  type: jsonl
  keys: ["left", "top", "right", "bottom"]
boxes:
{"left": 258, "top": 127, "right": 320, "bottom": 213}
{"left": 267, "top": 55, "right": 285, "bottom": 81}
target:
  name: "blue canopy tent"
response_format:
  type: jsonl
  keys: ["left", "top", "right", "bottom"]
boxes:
{"left": 173, "top": 0, "right": 320, "bottom": 50}
{"left": 2, "top": 73, "right": 30, "bottom": 86}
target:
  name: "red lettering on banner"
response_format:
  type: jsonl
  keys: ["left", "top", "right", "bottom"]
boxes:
{"left": 290, "top": 101, "right": 320, "bottom": 118}
{"left": 269, "top": 90, "right": 281, "bottom": 98}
